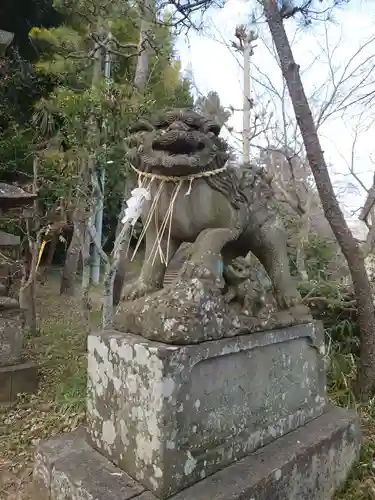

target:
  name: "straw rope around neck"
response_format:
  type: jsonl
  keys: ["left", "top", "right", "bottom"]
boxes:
{"left": 129, "top": 162, "right": 228, "bottom": 266}
{"left": 130, "top": 163, "right": 228, "bottom": 182}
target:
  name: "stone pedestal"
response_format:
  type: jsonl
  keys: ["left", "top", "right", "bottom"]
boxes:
{"left": 0, "top": 305, "right": 24, "bottom": 365}
{"left": 32, "top": 321, "right": 361, "bottom": 500}
{"left": 0, "top": 185, "right": 38, "bottom": 403}
{"left": 0, "top": 360, "right": 38, "bottom": 403}
{"left": 33, "top": 406, "right": 361, "bottom": 500}
{"left": 86, "top": 323, "right": 327, "bottom": 498}
{"left": 0, "top": 300, "right": 38, "bottom": 404}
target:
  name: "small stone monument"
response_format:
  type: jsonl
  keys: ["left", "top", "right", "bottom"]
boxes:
{"left": 33, "top": 110, "right": 361, "bottom": 500}
{"left": 0, "top": 184, "right": 38, "bottom": 404}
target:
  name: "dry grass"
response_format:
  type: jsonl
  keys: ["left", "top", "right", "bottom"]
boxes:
{"left": 0, "top": 272, "right": 101, "bottom": 499}
{"left": 0, "top": 268, "right": 374, "bottom": 499}
{"left": 334, "top": 406, "right": 375, "bottom": 500}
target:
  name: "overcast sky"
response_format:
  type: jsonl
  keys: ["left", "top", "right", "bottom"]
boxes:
{"left": 176, "top": 0, "right": 375, "bottom": 218}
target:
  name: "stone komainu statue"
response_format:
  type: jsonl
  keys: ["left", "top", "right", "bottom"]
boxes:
{"left": 114, "top": 108, "right": 309, "bottom": 343}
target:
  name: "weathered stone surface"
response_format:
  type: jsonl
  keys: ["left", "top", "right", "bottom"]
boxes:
{"left": 0, "top": 296, "right": 20, "bottom": 309}
{"left": 0, "top": 308, "right": 24, "bottom": 366}
{"left": 33, "top": 429, "right": 146, "bottom": 500}
{"left": 0, "top": 182, "right": 36, "bottom": 210}
{"left": 0, "top": 360, "right": 38, "bottom": 403}
{"left": 33, "top": 406, "right": 361, "bottom": 500}
{"left": 171, "top": 405, "right": 362, "bottom": 500}
{"left": 115, "top": 109, "right": 306, "bottom": 337}
{"left": 87, "top": 322, "right": 327, "bottom": 498}
{"left": 116, "top": 267, "right": 311, "bottom": 344}
{"left": 0, "top": 230, "right": 20, "bottom": 247}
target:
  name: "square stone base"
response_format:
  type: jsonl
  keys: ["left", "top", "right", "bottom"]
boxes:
{"left": 0, "top": 360, "right": 38, "bottom": 404}
{"left": 32, "top": 406, "right": 361, "bottom": 500}
{"left": 87, "top": 323, "right": 327, "bottom": 497}
{"left": 0, "top": 308, "right": 24, "bottom": 365}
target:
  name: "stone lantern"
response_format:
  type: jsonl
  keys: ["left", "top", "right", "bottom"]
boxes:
{"left": 0, "top": 183, "right": 38, "bottom": 404}
{"left": 0, "top": 29, "right": 14, "bottom": 56}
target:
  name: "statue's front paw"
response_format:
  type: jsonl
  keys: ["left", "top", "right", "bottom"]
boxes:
{"left": 224, "top": 289, "right": 235, "bottom": 304}
{"left": 178, "top": 261, "right": 216, "bottom": 282}
{"left": 121, "top": 280, "right": 159, "bottom": 301}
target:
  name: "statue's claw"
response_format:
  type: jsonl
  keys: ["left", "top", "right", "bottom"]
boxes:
{"left": 224, "top": 289, "right": 236, "bottom": 304}
{"left": 121, "top": 280, "right": 160, "bottom": 301}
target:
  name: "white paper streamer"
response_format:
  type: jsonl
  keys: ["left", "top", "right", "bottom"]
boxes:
{"left": 121, "top": 187, "right": 151, "bottom": 226}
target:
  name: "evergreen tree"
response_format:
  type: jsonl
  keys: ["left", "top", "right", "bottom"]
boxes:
{"left": 25, "top": 0, "right": 193, "bottom": 222}
{"left": 26, "top": 0, "right": 193, "bottom": 294}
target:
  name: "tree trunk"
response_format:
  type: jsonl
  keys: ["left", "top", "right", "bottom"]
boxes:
{"left": 89, "top": 36, "right": 105, "bottom": 286}
{"left": 113, "top": 176, "right": 135, "bottom": 305}
{"left": 39, "top": 233, "right": 58, "bottom": 284}
{"left": 295, "top": 242, "right": 308, "bottom": 281}
{"left": 19, "top": 156, "right": 41, "bottom": 335}
{"left": 81, "top": 227, "right": 92, "bottom": 334}
{"left": 112, "top": 4, "right": 153, "bottom": 305}
{"left": 46, "top": 234, "right": 57, "bottom": 267}
{"left": 114, "top": 0, "right": 153, "bottom": 233}
{"left": 60, "top": 216, "right": 83, "bottom": 296}
{"left": 134, "top": 0, "right": 153, "bottom": 91}
{"left": 19, "top": 240, "right": 38, "bottom": 335}
{"left": 263, "top": 0, "right": 375, "bottom": 400}
{"left": 295, "top": 210, "right": 310, "bottom": 281}
{"left": 103, "top": 220, "right": 132, "bottom": 327}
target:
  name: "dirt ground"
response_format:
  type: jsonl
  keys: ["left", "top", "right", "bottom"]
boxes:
{"left": 0, "top": 271, "right": 374, "bottom": 499}
{"left": 0, "top": 272, "right": 100, "bottom": 499}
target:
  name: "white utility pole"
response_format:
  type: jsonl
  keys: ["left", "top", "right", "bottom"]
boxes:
{"left": 91, "top": 33, "right": 112, "bottom": 285}
{"left": 232, "top": 25, "right": 258, "bottom": 165}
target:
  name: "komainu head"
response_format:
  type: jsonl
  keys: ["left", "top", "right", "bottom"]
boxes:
{"left": 128, "top": 108, "right": 229, "bottom": 177}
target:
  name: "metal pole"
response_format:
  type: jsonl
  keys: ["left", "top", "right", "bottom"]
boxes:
{"left": 242, "top": 28, "right": 257, "bottom": 166}
{"left": 242, "top": 36, "right": 251, "bottom": 165}
{"left": 91, "top": 33, "right": 111, "bottom": 285}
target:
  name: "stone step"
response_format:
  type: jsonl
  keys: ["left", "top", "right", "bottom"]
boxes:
{"left": 33, "top": 406, "right": 361, "bottom": 500}
{"left": 163, "top": 270, "right": 179, "bottom": 287}
{"left": 162, "top": 242, "right": 191, "bottom": 288}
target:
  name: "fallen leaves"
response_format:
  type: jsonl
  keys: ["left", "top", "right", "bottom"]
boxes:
{"left": 0, "top": 275, "right": 101, "bottom": 498}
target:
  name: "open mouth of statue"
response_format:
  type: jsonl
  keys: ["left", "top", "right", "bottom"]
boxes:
{"left": 152, "top": 132, "right": 205, "bottom": 156}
